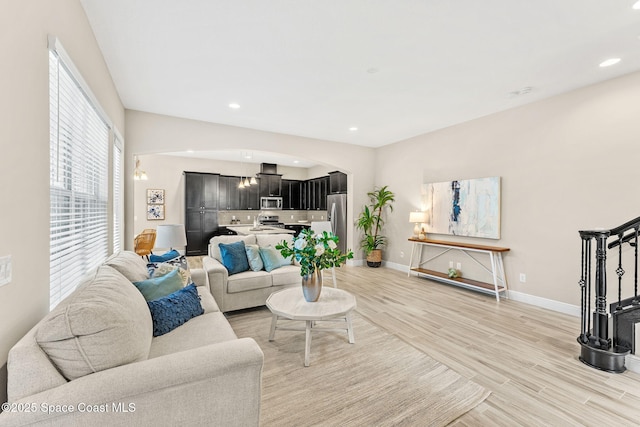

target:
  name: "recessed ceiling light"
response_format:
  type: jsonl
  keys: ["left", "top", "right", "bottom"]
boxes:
{"left": 367, "top": 68, "right": 379, "bottom": 74}
{"left": 293, "top": 160, "right": 300, "bottom": 164}
{"left": 229, "top": 103, "right": 241, "bottom": 109}
{"left": 599, "top": 58, "right": 621, "bottom": 67}
{"left": 349, "top": 127, "right": 358, "bottom": 132}
{"left": 186, "top": 149, "right": 194, "bottom": 153}
{"left": 633, "top": 1, "right": 640, "bottom": 10}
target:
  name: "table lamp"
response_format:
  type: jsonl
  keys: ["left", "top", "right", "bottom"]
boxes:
{"left": 409, "top": 211, "right": 427, "bottom": 239}
{"left": 155, "top": 224, "right": 187, "bottom": 251}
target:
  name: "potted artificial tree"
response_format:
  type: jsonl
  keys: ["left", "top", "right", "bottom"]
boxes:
{"left": 355, "top": 186, "right": 395, "bottom": 267}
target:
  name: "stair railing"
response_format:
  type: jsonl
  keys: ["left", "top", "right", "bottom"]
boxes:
{"left": 578, "top": 215, "right": 640, "bottom": 373}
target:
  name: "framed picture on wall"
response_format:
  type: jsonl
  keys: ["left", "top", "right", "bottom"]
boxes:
{"left": 147, "top": 204, "right": 165, "bottom": 220}
{"left": 146, "top": 189, "right": 165, "bottom": 204}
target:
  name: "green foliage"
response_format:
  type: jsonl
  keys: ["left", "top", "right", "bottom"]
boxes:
{"left": 355, "top": 185, "right": 395, "bottom": 254}
{"left": 276, "top": 228, "right": 354, "bottom": 277}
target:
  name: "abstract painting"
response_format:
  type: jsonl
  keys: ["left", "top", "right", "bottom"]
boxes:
{"left": 146, "top": 189, "right": 165, "bottom": 204}
{"left": 422, "top": 177, "right": 501, "bottom": 239}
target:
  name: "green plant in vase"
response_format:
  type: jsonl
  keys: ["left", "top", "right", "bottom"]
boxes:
{"left": 355, "top": 185, "right": 395, "bottom": 267}
{"left": 277, "top": 229, "right": 353, "bottom": 301}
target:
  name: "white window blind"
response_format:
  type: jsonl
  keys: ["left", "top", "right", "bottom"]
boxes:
{"left": 49, "top": 46, "right": 110, "bottom": 310}
{"left": 113, "top": 134, "right": 123, "bottom": 253}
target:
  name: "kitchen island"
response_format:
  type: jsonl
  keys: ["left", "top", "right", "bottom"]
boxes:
{"left": 226, "top": 225, "right": 295, "bottom": 235}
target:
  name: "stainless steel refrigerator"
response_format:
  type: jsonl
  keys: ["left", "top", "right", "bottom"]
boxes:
{"left": 327, "top": 194, "right": 347, "bottom": 254}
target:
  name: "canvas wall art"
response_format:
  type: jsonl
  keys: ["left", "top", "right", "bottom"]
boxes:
{"left": 422, "top": 176, "right": 501, "bottom": 239}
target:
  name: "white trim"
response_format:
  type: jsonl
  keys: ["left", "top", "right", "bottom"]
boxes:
{"left": 626, "top": 354, "right": 640, "bottom": 374}
{"left": 383, "top": 260, "right": 410, "bottom": 272}
{"left": 47, "top": 35, "right": 112, "bottom": 129}
{"left": 507, "top": 290, "right": 580, "bottom": 317}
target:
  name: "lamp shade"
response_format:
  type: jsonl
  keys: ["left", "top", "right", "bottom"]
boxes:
{"left": 155, "top": 224, "right": 187, "bottom": 249}
{"left": 409, "top": 211, "right": 427, "bottom": 223}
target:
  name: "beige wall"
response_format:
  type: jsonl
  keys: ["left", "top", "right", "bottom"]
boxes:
{"left": 0, "top": 0, "right": 124, "bottom": 402}
{"left": 375, "top": 70, "right": 640, "bottom": 307}
{"left": 125, "top": 110, "right": 376, "bottom": 256}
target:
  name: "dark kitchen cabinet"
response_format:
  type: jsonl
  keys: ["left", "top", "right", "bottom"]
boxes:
{"left": 258, "top": 173, "right": 282, "bottom": 197}
{"left": 329, "top": 171, "right": 347, "bottom": 194}
{"left": 218, "top": 175, "right": 241, "bottom": 210}
{"left": 304, "top": 176, "right": 329, "bottom": 210}
{"left": 185, "top": 172, "right": 219, "bottom": 255}
{"left": 282, "top": 179, "right": 302, "bottom": 210}
{"left": 240, "top": 179, "right": 260, "bottom": 210}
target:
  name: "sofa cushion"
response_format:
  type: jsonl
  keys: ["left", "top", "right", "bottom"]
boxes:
{"left": 104, "top": 250, "right": 149, "bottom": 282}
{"left": 245, "top": 244, "right": 264, "bottom": 272}
{"left": 219, "top": 241, "right": 250, "bottom": 275}
{"left": 147, "top": 312, "right": 237, "bottom": 359}
{"left": 259, "top": 246, "right": 291, "bottom": 272}
{"left": 147, "top": 284, "right": 204, "bottom": 337}
{"left": 35, "top": 265, "right": 152, "bottom": 381}
{"left": 227, "top": 270, "right": 272, "bottom": 293}
{"left": 256, "top": 233, "right": 294, "bottom": 249}
{"left": 133, "top": 269, "right": 184, "bottom": 301}
{"left": 271, "top": 264, "right": 302, "bottom": 287}
{"left": 209, "top": 235, "right": 257, "bottom": 262}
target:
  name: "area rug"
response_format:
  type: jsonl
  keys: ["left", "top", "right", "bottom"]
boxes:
{"left": 227, "top": 307, "right": 490, "bottom": 426}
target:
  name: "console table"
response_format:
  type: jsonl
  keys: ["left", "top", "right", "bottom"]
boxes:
{"left": 407, "top": 238, "right": 510, "bottom": 301}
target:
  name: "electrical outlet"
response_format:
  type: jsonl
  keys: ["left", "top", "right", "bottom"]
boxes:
{"left": 291, "top": 215, "right": 294, "bottom": 219}
{"left": 312, "top": 215, "right": 315, "bottom": 219}
{"left": 449, "top": 261, "right": 454, "bottom": 268}
{"left": 321, "top": 215, "right": 324, "bottom": 220}
{"left": 400, "top": 251, "right": 404, "bottom": 258}
{"left": 247, "top": 215, "right": 251, "bottom": 220}
{"left": 456, "top": 262, "right": 462, "bottom": 270}
{"left": 520, "top": 273, "right": 526, "bottom": 283}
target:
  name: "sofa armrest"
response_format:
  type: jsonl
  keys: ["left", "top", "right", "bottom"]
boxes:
{"left": 0, "top": 338, "right": 263, "bottom": 427}
{"left": 203, "top": 256, "right": 228, "bottom": 308}
{"left": 190, "top": 267, "right": 209, "bottom": 291}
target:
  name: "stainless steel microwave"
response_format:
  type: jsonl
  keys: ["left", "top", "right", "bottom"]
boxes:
{"left": 260, "top": 197, "right": 283, "bottom": 210}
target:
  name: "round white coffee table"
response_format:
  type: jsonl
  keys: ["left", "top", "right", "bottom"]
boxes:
{"left": 266, "top": 286, "right": 357, "bottom": 367}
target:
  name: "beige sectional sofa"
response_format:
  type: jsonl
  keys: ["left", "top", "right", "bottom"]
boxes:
{"left": 0, "top": 251, "right": 263, "bottom": 426}
{"left": 203, "top": 233, "right": 301, "bottom": 312}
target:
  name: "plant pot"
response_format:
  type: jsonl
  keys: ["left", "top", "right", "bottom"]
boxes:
{"left": 366, "top": 249, "right": 382, "bottom": 268}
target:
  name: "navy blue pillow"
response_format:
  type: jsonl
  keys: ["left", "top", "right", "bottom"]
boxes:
{"left": 219, "top": 241, "right": 250, "bottom": 275}
{"left": 147, "top": 284, "right": 204, "bottom": 337}
{"left": 149, "top": 249, "right": 180, "bottom": 263}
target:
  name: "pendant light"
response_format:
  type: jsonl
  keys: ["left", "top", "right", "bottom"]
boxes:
{"left": 250, "top": 176, "right": 257, "bottom": 185}
{"left": 133, "top": 156, "right": 148, "bottom": 180}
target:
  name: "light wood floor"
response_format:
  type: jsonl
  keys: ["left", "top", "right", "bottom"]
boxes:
{"left": 329, "top": 265, "right": 640, "bottom": 426}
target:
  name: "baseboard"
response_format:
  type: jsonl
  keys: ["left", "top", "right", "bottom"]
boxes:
{"left": 382, "top": 262, "right": 581, "bottom": 317}
{"left": 626, "top": 354, "right": 640, "bottom": 374}
{"left": 506, "top": 290, "right": 580, "bottom": 317}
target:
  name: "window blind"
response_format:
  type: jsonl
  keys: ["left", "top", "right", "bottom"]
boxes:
{"left": 113, "top": 135, "right": 123, "bottom": 253}
{"left": 49, "top": 48, "right": 110, "bottom": 310}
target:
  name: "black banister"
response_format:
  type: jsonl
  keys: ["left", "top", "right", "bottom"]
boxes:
{"left": 577, "top": 216, "right": 640, "bottom": 373}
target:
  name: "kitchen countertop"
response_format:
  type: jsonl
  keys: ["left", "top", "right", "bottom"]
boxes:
{"left": 226, "top": 225, "right": 295, "bottom": 235}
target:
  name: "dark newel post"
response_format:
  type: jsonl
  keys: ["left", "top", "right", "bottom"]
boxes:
{"left": 593, "top": 231, "right": 610, "bottom": 348}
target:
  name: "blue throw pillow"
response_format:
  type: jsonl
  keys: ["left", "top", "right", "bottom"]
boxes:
{"left": 259, "top": 245, "right": 291, "bottom": 272}
{"left": 149, "top": 249, "right": 180, "bottom": 263}
{"left": 133, "top": 269, "right": 183, "bottom": 301}
{"left": 219, "top": 241, "right": 250, "bottom": 275}
{"left": 245, "top": 244, "right": 264, "bottom": 272}
{"left": 147, "top": 284, "right": 204, "bottom": 337}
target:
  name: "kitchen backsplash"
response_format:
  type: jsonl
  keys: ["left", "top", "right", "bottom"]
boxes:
{"left": 218, "top": 210, "right": 328, "bottom": 225}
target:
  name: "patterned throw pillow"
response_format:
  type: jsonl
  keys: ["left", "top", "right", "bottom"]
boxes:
{"left": 147, "top": 255, "right": 188, "bottom": 275}
{"left": 148, "top": 262, "right": 191, "bottom": 286}
{"left": 147, "top": 284, "right": 204, "bottom": 336}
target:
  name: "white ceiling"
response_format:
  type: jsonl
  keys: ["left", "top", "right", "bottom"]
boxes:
{"left": 82, "top": 0, "right": 640, "bottom": 150}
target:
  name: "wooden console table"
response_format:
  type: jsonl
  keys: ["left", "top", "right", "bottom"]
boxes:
{"left": 407, "top": 238, "right": 510, "bottom": 301}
